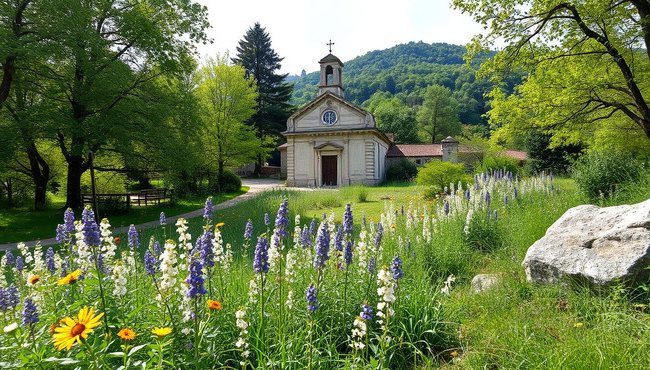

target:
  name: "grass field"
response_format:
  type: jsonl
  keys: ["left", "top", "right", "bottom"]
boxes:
{"left": 0, "top": 188, "right": 247, "bottom": 244}
{"left": 2, "top": 174, "right": 650, "bottom": 368}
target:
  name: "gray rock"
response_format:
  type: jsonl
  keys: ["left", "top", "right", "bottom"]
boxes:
{"left": 523, "top": 198, "right": 650, "bottom": 286}
{"left": 471, "top": 273, "right": 502, "bottom": 293}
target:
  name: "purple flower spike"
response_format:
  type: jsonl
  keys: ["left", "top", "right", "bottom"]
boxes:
{"left": 82, "top": 207, "right": 101, "bottom": 246}
{"left": 127, "top": 225, "right": 139, "bottom": 250}
{"left": 160, "top": 212, "right": 167, "bottom": 226}
{"left": 186, "top": 257, "right": 206, "bottom": 299}
{"left": 264, "top": 213, "right": 270, "bottom": 227}
{"left": 46, "top": 247, "right": 56, "bottom": 274}
{"left": 22, "top": 297, "right": 39, "bottom": 327}
{"left": 274, "top": 199, "right": 289, "bottom": 239}
{"left": 360, "top": 304, "right": 373, "bottom": 321}
{"left": 308, "top": 219, "right": 317, "bottom": 237}
{"left": 374, "top": 223, "right": 384, "bottom": 248}
{"left": 334, "top": 226, "right": 343, "bottom": 252}
{"left": 390, "top": 255, "right": 404, "bottom": 280}
{"left": 63, "top": 208, "right": 75, "bottom": 233}
{"left": 244, "top": 219, "right": 253, "bottom": 240}
{"left": 198, "top": 230, "right": 215, "bottom": 268}
{"left": 153, "top": 240, "right": 162, "bottom": 257}
{"left": 253, "top": 236, "right": 269, "bottom": 273}
{"left": 344, "top": 241, "right": 353, "bottom": 266}
{"left": 444, "top": 201, "right": 450, "bottom": 216}
{"left": 4, "top": 251, "right": 14, "bottom": 267}
{"left": 300, "top": 227, "right": 311, "bottom": 248}
{"left": 343, "top": 203, "right": 353, "bottom": 236}
{"left": 15, "top": 256, "right": 24, "bottom": 272}
{"left": 313, "top": 222, "right": 330, "bottom": 269}
{"left": 306, "top": 284, "right": 318, "bottom": 312}
{"left": 144, "top": 250, "right": 158, "bottom": 275}
{"left": 368, "top": 256, "right": 376, "bottom": 274}
{"left": 203, "top": 197, "right": 214, "bottom": 223}
{"left": 55, "top": 224, "right": 67, "bottom": 243}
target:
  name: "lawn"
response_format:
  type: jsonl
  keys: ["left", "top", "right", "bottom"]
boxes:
{"left": 0, "top": 187, "right": 248, "bottom": 244}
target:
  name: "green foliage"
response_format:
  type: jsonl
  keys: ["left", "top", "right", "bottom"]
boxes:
{"left": 232, "top": 22, "right": 293, "bottom": 154}
{"left": 416, "top": 161, "right": 468, "bottom": 196}
{"left": 455, "top": 0, "right": 650, "bottom": 149}
{"left": 195, "top": 55, "right": 262, "bottom": 178}
{"left": 416, "top": 85, "right": 462, "bottom": 143}
{"left": 216, "top": 170, "right": 242, "bottom": 193}
{"left": 365, "top": 93, "right": 419, "bottom": 143}
{"left": 524, "top": 130, "right": 582, "bottom": 175}
{"left": 462, "top": 210, "right": 505, "bottom": 252}
{"left": 572, "top": 150, "right": 644, "bottom": 201}
{"left": 478, "top": 154, "right": 521, "bottom": 176}
{"left": 386, "top": 159, "right": 418, "bottom": 182}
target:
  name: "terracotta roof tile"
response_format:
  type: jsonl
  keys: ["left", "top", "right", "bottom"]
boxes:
{"left": 386, "top": 144, "right": 442, "bottom": 157}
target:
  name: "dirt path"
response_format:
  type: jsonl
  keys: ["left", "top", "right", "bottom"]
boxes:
{"left": 0, "top": 178, "right": 285, "bottom": 251}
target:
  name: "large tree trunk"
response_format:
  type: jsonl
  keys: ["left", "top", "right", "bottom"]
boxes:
{"left": 65, "top": 155, "right": 85, "bottom": 210}
{"left": 25, "top": 142, "right": 50, "bottom": 210}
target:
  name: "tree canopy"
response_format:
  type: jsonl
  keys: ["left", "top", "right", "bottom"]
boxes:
{"left": 453, "top": 0, "right": 650, "bottom": 149}
{"left": 232, "top": 22, "right": 293, "bottom": 171}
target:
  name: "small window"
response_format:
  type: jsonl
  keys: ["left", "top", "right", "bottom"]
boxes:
{"left": 415, "top": 159, "right": 422, "bottom": 165}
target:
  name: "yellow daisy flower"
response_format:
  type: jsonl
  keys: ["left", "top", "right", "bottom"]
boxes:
{"left": 57, "top": 270, "right": 82, "bottom": 285}
{"left": 117, "top": 327, "right": 136, "bottom": 341}
{"left": 52, "top": 306, "right": 104, "bottom": 350}
{"left": 215, "top": 222, "right": 225, "bottom": 229}
{"left": 151, "top": 327, "right": 172, "bottom": 338}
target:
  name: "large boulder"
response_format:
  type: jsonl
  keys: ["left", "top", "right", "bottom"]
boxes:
{"left": 523, "top": 198, "right": 650, "bottom": 286}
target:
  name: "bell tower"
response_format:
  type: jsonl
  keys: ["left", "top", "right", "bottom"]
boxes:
{"left": 318, "top": 40, "right": 344, "bottom": 98}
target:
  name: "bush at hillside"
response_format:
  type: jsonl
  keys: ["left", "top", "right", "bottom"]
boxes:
{"left": 416, "top": 160, "right": 469, "bottom": 197}
{"left": 572, "top": 150, "right": 643, "bottom": 201}
{"left": 478, "top": 154, "right": 521, "bottom": 177}
{"left": 386, "top": 159, "right": 418, "bottom": 182}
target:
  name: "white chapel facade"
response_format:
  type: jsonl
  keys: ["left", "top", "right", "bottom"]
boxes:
{"left": 280, "top": 53, "right": 392, "bottom": 187}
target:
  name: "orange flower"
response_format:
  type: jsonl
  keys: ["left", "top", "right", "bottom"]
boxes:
{"left": 117, "top": 327, "right": 136, "bottom": 341}
{"left": 215, "top": 222, "right": 225, "bottom": 229}
{"left": 207, "top": 299, "right": 222, "bottom": 310}
{"left": 114, "top": 236, "right": 121, "bottom": 245}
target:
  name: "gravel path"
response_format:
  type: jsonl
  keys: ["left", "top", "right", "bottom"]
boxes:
{"left": 0, "top": 178, "right": 285, "bottom": 251}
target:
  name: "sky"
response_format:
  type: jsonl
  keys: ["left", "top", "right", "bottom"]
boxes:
{"left": 194, "top": 0, "right": 486, "bottom": 76}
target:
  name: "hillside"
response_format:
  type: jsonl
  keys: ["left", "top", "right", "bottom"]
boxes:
{"left": 290, "top": 41, "right": 509, "bottom": 127}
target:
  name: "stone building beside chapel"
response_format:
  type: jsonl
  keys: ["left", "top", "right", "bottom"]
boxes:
{"left": 279, "top": 52, "right": 527, "bottom": 187}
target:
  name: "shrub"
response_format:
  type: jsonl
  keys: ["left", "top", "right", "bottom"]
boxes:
{"left": 478, "top": 154, "right": 521, "bottom": 177}
{"left": 218, "top": 169, "right": 242, "bottom": 193}
{"left": 463, "top": 210, "right": 505, "bottom": 252}
{"left": 386, "top": 159, "right": 418, "bottom": 182}
{"left": 572, "top": 150, "right": 643, "bottom": 201}
{"left": 416, "top": 161, "right": 469, "bottom": 197}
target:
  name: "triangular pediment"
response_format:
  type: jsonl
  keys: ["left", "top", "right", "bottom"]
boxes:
{"left": 314, "top": 142, "right": 344, "bottom": 151}
{"left": 285, "top": 92, "right": 376, "bottom": 133}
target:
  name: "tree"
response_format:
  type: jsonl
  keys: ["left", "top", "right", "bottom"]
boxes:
{"left": 453, "top": 0, "right": 650, "bottom": 142}
{"left": 33, "top": 0, "right": 209, "bottom": 209}
{"left": 232, "top": 22, "right": 293, "bottom": 174}
{"left": 416, "top": 85, "right": 462, "bottom": 143}
{"left": 0, "top": 0, "right": 34, "bottom": 107}
{"left": 365, "top": 93, "right": 419, "bottom": 143}
{"left": 195, "top": 56, "right": 261, "bottom": 187}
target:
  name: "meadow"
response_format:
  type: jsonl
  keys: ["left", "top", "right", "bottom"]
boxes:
{"left": 1, "top": 172, "right": 650, "bottom": 369}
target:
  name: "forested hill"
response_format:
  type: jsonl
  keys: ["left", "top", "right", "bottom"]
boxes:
{"left": 289, "top": 41, "right": 502, "bottom": 126}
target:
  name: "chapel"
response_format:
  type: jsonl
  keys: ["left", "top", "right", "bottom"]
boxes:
{"left": 280, "top": 52, "right": 392, "bottom": 187}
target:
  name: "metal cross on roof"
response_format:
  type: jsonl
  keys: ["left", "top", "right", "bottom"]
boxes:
{"left": 327, "top": 39, "right": 335, "bottom": 53}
